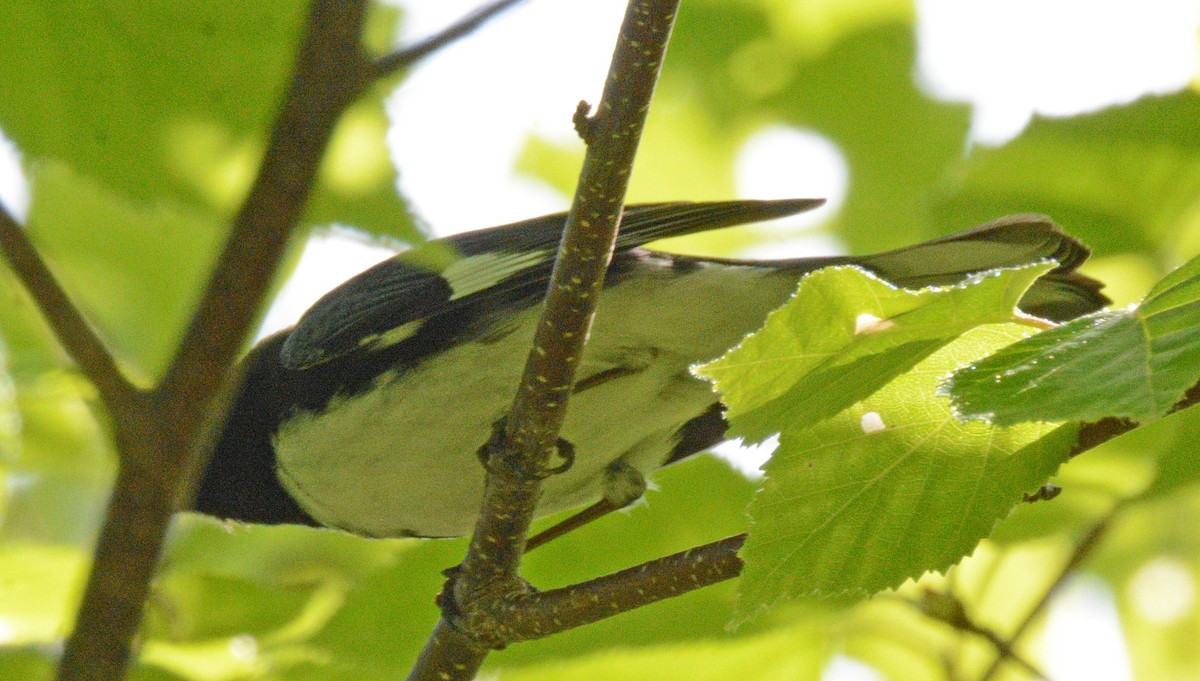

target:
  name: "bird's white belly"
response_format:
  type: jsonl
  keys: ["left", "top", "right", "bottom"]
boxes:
{"left": 273, "top": 264, "right": 797, "bottom": 538}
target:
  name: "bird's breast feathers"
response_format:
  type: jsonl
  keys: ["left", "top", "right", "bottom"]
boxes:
{"left": 272, "top": 260, "right": 797, "bottom": 538}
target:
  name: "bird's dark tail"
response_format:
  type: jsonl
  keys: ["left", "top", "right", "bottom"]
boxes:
{"left": 679, "top": 212, "right": 1109, "bottom": 322}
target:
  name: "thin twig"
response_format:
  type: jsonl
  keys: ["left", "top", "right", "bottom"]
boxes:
{"left": 911, "top": 590, "right": 1047, "bottom": 680}
{"left": 56, "top": 3, "right": 371, "bottom": 679}
{"left": 407, "top": 1, "right": 681, "bottom": 677}
{"left": 371, "top": 0, "right": 528, "bottom": 81}
{"left": 0, "top": 204, "right": 135, "bottom": 411}
{"left": 406, "top": 535, "right": 743, "bottom": 680}
{"left": 978, "top": 505, "right": 1120, "bottom": 681}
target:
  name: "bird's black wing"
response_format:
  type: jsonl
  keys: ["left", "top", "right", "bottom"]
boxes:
{"left": 280, "top": 199, "right": 825, "bottom": 369}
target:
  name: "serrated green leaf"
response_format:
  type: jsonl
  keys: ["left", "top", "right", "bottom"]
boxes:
{"left": 736, "top": 325, "right": 1078, "bottom": 622}
{"left": 695, "top": 263, "right": 1050, "bottom": 442}
{"left": 946, "top": 255, "right": 1200, "bottom": 425}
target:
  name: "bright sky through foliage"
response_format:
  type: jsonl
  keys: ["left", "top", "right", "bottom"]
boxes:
{"left": 919, "top": 0, "right": 1199, "bottom": 143}
{"left": 263, "top": 0, "right": 1200, "bottom": 338}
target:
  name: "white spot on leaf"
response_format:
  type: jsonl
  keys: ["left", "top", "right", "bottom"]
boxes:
{"left": 861, "top": 412, "right": 886, "bottom": 434}
{"left": 854, "top": 313, "right": 895, "bottom": 335}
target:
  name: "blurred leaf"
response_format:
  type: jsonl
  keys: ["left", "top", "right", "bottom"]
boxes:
{"left": 22, "top": 161, "right": 226, "bottom": 379}
{"left": 498, "top": 620, "right": 832, "bottom": 681}
{"left": 3, "top": 372, "right": 112, "bottom": 546}
{"left": 947, "top": 255, "right": 1200, "bottom": 425}
{"left": 664, "top": 7, "right": 970, "bottom": 251}
{"left": 0, "top": 648, "right": 54, "bottom": 681}
{"left": 162, "top": 515, "right": 406, "bottom": 585}
{"left": 756, "top": 0, "right": 914, "bottom": 56}
{"left": 0, "top": 543, "right": 88, "bottom": 645}
{"left": 1083, "top": 488, "right": 1200, "bottom": 681}
{"left": 736, "top": 325, "right": 1078, "bottom": 620}
{"left": 0, "top": 337, "right": 16, "bottom": 522}
{"left": 1139, "top": 406, "right": 1200, "bottom": 499}
{"left": 843, "top": 538, "right": 1076, "bottom": 680}
{"left": 695, "top": 263, "right": 1050, "bottom": 443}
{"left": 133, "top": 518, "right": 420, "bottom": 680}
{"left": 934, "top": 90, "right": 1200, "bottom": 262}
{"left": 0, "top": 1, "right": 414, "bottom": 240}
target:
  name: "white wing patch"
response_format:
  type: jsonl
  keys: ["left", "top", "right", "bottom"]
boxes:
{"left": 442, "top": 250, "right": 551, "bottom": 301}
{"left": 357, "top": 320, "right": 423, "bottom": 352}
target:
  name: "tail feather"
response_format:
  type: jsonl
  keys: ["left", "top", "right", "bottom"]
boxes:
{"left": 846, "top": 214, "right": 1107, "bottom": 322}
{"left": 673, "top": 212, "right": 1109, "bottom": 323}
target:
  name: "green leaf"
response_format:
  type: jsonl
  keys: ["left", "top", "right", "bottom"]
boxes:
{"left": 0, "top": 543, "right": 89, "bottom": 645}
{"left": 736, "top": 325, "right": 1078, "bottom": 621}
{"left": 946, "top": 255, "right": 1200, "bottom": 425}
{"left": 0, "top": 649, "right": 53, "bottom": 681}
{"left": 933, "top": 90, "right": 1200, "bottom": 260}
{"left": 3, "top": 370, "right": 112, "bottom": 546}
{"left": 139, "top": 518, "right": 420, "bottom": 679}
{"left": 0, "top": 1, "right": 415, "bottom": 240}
{"left": 669, "top": 7, "right": 970, "bottom": 251}
{"left": 694, "top": 263, "right": 1051, "bottom": 443}
{"left": 0, "top": 336, "right": 17, "bottom": 475}
{"left": 21, "top": 161, "right": 227, "bottom": 379}
{"left": 498, "top": 621, "right": 832, "bottom": 681}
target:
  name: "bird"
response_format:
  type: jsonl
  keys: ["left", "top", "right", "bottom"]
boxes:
{"left": 192, "top": 198, "right": 1107, "bottom": 543}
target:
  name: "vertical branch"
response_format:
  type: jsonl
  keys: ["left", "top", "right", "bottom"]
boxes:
{"left": 408, "top": 1, "right": 682, "bottom": 678}
{"left": 56, "top": 3, "right": 371, "bottom": 679}
{"left": 468, "top": 0, "right": 682, "bottom": 587}
{"left": 406, "top": 620, "right": 490, "bottom": 681}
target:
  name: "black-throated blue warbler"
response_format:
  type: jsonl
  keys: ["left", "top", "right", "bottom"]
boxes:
{"left": 193, "top": 199, "right": 1106, "bottom": 540}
